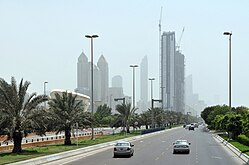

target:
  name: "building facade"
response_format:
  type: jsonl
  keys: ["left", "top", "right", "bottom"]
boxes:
{"left": 76, "top": 52, "right": 109, "bottom": 111}
{"left": 161, "top": 31, "right": 185, "bottom": 113}
{"left": 138, "top": 56, "right": 148, "bottom": 113}
{"left": 97, "top": 55, "right": 109, "bottom": 104}
{"left": 112, "top": 75, "right": 122, "bottom": 88}
{"left": 76, "top": 52, "right": 90, "bottom": 95}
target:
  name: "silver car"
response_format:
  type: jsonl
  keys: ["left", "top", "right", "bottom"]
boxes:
{"left": 173, "top": 140, "right": 191, "bottom": 154}
{"left": 113, "top": 141, "right": 134, "bottom": 157}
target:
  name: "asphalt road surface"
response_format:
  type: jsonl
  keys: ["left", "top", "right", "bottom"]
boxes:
{"left": 46, "top": 126, "right": 246, "bottom": 165}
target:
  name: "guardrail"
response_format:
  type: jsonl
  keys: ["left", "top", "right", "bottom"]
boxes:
{"left": 214, "top": 134, "right": 249, "bottom": 164}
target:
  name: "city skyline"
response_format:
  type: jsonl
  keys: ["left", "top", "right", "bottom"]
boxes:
{"left": 1, "top": 1, "right": 249, "bottom": 108}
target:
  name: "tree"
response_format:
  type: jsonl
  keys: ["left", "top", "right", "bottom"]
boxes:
{"left": 226, "top": 114, "right": 243, "bottom": 139}
{"left": 153, "top": 108, "right": 164, "bottom": 127}
{"left": 48, "top": 91, "right": 88, "bottom": 145}
{"left": 94, "top": 104, "right": 112, "bottom": 126}
{"left": 201, "top": 105, "right": 230, "bottom": 129}
{"left": 242, "top": 113, "right": 249, "bottom": 137}
{"left": 139, "top": 111, "right": 151, "bottom": 129}
{"left": 0, "top": 77, "right": 48, "bottom": 153}
{"left": 115, "top": 103, "right": 137, "bottom": 133}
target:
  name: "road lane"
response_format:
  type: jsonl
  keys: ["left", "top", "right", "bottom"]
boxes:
{"left": 46, "top": 126, "right": 246, "bottom": 165}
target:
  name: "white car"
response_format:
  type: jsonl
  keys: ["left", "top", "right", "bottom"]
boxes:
{"left": 113, "top": 141, "right": 134, "bottom": 158}
{"left": 173, "top": 140, "right": 191, "bottom": 154}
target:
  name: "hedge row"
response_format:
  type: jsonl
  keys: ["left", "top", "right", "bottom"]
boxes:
{"left": 237, "top": 134, "right": 249, "bottom": 146}
{"left": 141, "top": 127, "right": 165, "bottom": 135}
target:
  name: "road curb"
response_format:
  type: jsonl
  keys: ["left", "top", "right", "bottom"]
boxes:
{"left": 8, "top": 127, "right": 179, "bottom": 165}
{"left": 213, "top": 134, "right": 249, "bottom": 164}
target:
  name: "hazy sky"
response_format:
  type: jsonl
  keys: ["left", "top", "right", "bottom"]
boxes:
{"left": 1, "top": 0, "right": 249, "bottom": 107}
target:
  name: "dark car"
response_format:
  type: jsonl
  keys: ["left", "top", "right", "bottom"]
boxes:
{"left": 189, "top": 126, "right": 194, "bottom": 131}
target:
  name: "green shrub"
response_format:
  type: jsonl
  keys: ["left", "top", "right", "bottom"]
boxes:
{"left": 237, "top": 134, "right": 249, "bottom": 146}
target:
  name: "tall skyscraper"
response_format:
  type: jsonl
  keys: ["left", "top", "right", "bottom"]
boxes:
{"left": 112, "top": 75, "right": 122, "bottom": 88}
{"left": 97, "top": 55, "right": 109, "bottom": 104}
{"left": 174, "top": 50, "right": 185, "bottom": 113}
{"left": 138, "top": 56, "right": 148, "bottom": 113}
{"left": 185, "top": 74, "right": 207, "bottom": 116}
{"left": 161, "top": 31, "right": 185, "bottom": 113}
{"left": 76, "top": 51, "right": 90, "bottom": 95}
{"left": 76, "top": 52, "right": 109, "bottom": 111}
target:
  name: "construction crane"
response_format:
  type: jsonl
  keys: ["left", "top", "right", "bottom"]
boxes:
{"left": 176, "top": 27, "right": 185, "bottom": 51}
{"left": 159, "top": 6, "right": 163, "bottom": 38}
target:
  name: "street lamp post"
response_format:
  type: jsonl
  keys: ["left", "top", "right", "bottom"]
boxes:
{"left": 114, "top": 97, "right": 125, "bottom": 105}
{"left": 85, "top": 34, "right": 99, "bottom": 140}
{"left": 44, "top": 81, "right": 48, "bottom": 108}
{"left": 223, "top": 31, "right": 232, "bottom": 110}
{"left": 130, "top": 65, "right": 138, "bottom": 108}
{"left": 149, "top": 78, "right": 155, "bottom": 103}
{"left": 160, "top": 86, "right": 165, "bottom": 109}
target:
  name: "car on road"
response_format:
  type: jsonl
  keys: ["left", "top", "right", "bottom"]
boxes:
{"left": 113, "top": 141, "right": 134, "bottom": 158}
{"left": 173, "top": 140, "right": 191, "bottom": 154}
{"left": 189, "top": 125, "right": 195, "bottom": 131}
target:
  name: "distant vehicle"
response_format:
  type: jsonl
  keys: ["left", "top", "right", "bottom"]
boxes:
{"left": 189, "top": 125, "right": 195, "bottom": 131}
{"left": 113, "top": 141, "right": 134, "bottom": 158}
{"left": 185, "top": 124, "right": 191, "bottom": 129}
{"left": 192, "top": 123, "right": 198, "bottom": 128}
{"left": 173, "top": 140, "right": 191, "bottom": 154}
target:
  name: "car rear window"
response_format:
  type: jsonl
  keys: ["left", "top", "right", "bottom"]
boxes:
{"left": 116, "top": 143, "right": 129, "bottom": 146}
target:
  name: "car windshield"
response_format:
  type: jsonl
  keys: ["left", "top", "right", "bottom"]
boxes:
{"left": 175, "top": 140, "right": 187, "bottom": 144}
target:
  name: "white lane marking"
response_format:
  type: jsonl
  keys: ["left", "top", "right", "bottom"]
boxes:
{"left": 46, "top": 146, "right": 113, "bottom": 165}
{"left": 211, "top": 156, "right": 222, "bottom": 159}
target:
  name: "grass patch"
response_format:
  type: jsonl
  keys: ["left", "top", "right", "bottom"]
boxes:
{"left": 230, "top": 141, "right": 249, "bottom": 155}
{"left": 218, "top": 134, "right": 249, "bottom": 156}
{"left": 0, "top": 132, "right": 140, "bottom": 165}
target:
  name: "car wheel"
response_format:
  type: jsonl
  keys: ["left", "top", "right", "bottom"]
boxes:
{"left": 173, "top": 150, "right": 176, "bottom": 154}
{"left": 113, "top": 154, "right": 117, "bottom": 158}
{"left": 186, "top": 151, "right": 190, "bottom": 154}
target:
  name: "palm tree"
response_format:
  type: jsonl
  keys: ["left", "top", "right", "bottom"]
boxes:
{"left": 48, "top": 91, "right": 88, "bottom": 145}
{"left": 115, "top": 103, "right": 137, "bottom": 133}
{"left": 0, "top": 77, "right": 48, "bottom": 153}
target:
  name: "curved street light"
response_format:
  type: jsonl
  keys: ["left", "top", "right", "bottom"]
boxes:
{"left": 130, "top": 64, "right": 138, "bottom": 108}
{"left": 85, "top": 34, "right": 99, "bottom": 140}
{"left": 223, "top": 31, "right": 232, "bottom": 110}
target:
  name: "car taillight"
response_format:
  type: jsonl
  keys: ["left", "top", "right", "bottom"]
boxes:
{"left": 114, "top": 148, "right": 117, "bottom": 151}
{"left": 127, "top": 148, "right": 130, "bottom": 150}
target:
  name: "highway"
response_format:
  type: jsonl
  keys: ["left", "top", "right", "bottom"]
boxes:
{"left": 46, "top": 126, "right": 246, "bottom": 165}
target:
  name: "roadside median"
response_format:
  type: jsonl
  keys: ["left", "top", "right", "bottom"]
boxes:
{"left": 214, "top": 134, "right": 249, "bottom": 164}
{"left": 7, "top": 127, "right": 179, "bottom": 165}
